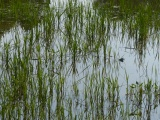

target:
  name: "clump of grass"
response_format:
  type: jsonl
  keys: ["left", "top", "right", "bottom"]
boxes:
{"left": 127, "top": 80, "right": 160, "bottom": 119}
{"left": 1, "top": 0, "right": 160, "bottom": 119}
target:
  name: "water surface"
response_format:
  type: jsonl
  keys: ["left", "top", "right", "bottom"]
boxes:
{"left": 0, "top": 0, "right": 160, "bottom": 119}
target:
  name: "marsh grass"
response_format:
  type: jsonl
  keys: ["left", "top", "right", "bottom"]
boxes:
{"left": 127, "top": 80, "right": 160, "bottom": 119}
{"left": 0, "top": 0, "right": 160, "bottom": 119}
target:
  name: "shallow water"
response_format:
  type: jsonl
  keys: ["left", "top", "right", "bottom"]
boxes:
{"left": 0, "top": 0, "right": 160, "bottom": 119}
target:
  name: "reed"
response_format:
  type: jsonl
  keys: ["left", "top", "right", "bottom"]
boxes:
{"left": 0, "top": 0, "right": 160, "bottom": 119}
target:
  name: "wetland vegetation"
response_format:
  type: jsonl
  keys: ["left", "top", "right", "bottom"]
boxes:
{"left": 0, "top": 0, "right": 160, "bottom": 119}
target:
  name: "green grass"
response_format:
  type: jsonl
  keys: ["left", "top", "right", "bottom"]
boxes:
{"left": 0, "top": 0, "right": 160, "bottom": 119}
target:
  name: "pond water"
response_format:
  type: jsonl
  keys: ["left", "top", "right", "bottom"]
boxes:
{"left": 0, "top": 0, "right": 160, "bottom": 119}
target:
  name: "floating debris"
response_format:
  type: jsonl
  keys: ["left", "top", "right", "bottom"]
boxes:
{"left": 119, "top": 58, "right": 124, "bottom": 62}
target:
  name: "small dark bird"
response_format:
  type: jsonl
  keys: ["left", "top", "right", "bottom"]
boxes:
{"left": 119, "top": 58, "right": 124, "bottom": 62}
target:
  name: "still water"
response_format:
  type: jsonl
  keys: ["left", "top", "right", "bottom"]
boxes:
{"left": 0, "top": 0, "right": 160, "bottom": 119}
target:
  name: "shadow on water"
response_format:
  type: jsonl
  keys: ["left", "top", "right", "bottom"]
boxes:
{"left": 0, "top": 0, "right": 50, "bottom": 37}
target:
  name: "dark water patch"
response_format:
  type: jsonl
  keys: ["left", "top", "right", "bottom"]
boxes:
{"left": 0, "top": 0, "right": 50, "bottom": 37}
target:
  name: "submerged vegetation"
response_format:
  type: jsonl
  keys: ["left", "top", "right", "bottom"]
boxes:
{"left": 0, "top": 0, "right": 160, "bottom": 119}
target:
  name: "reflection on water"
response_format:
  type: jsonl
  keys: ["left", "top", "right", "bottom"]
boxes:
{"left": 0, "top": 0, "right": 160, "bottom": 119}
{"left": 0, "top": 0, "right": 50, "bottom": 37}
